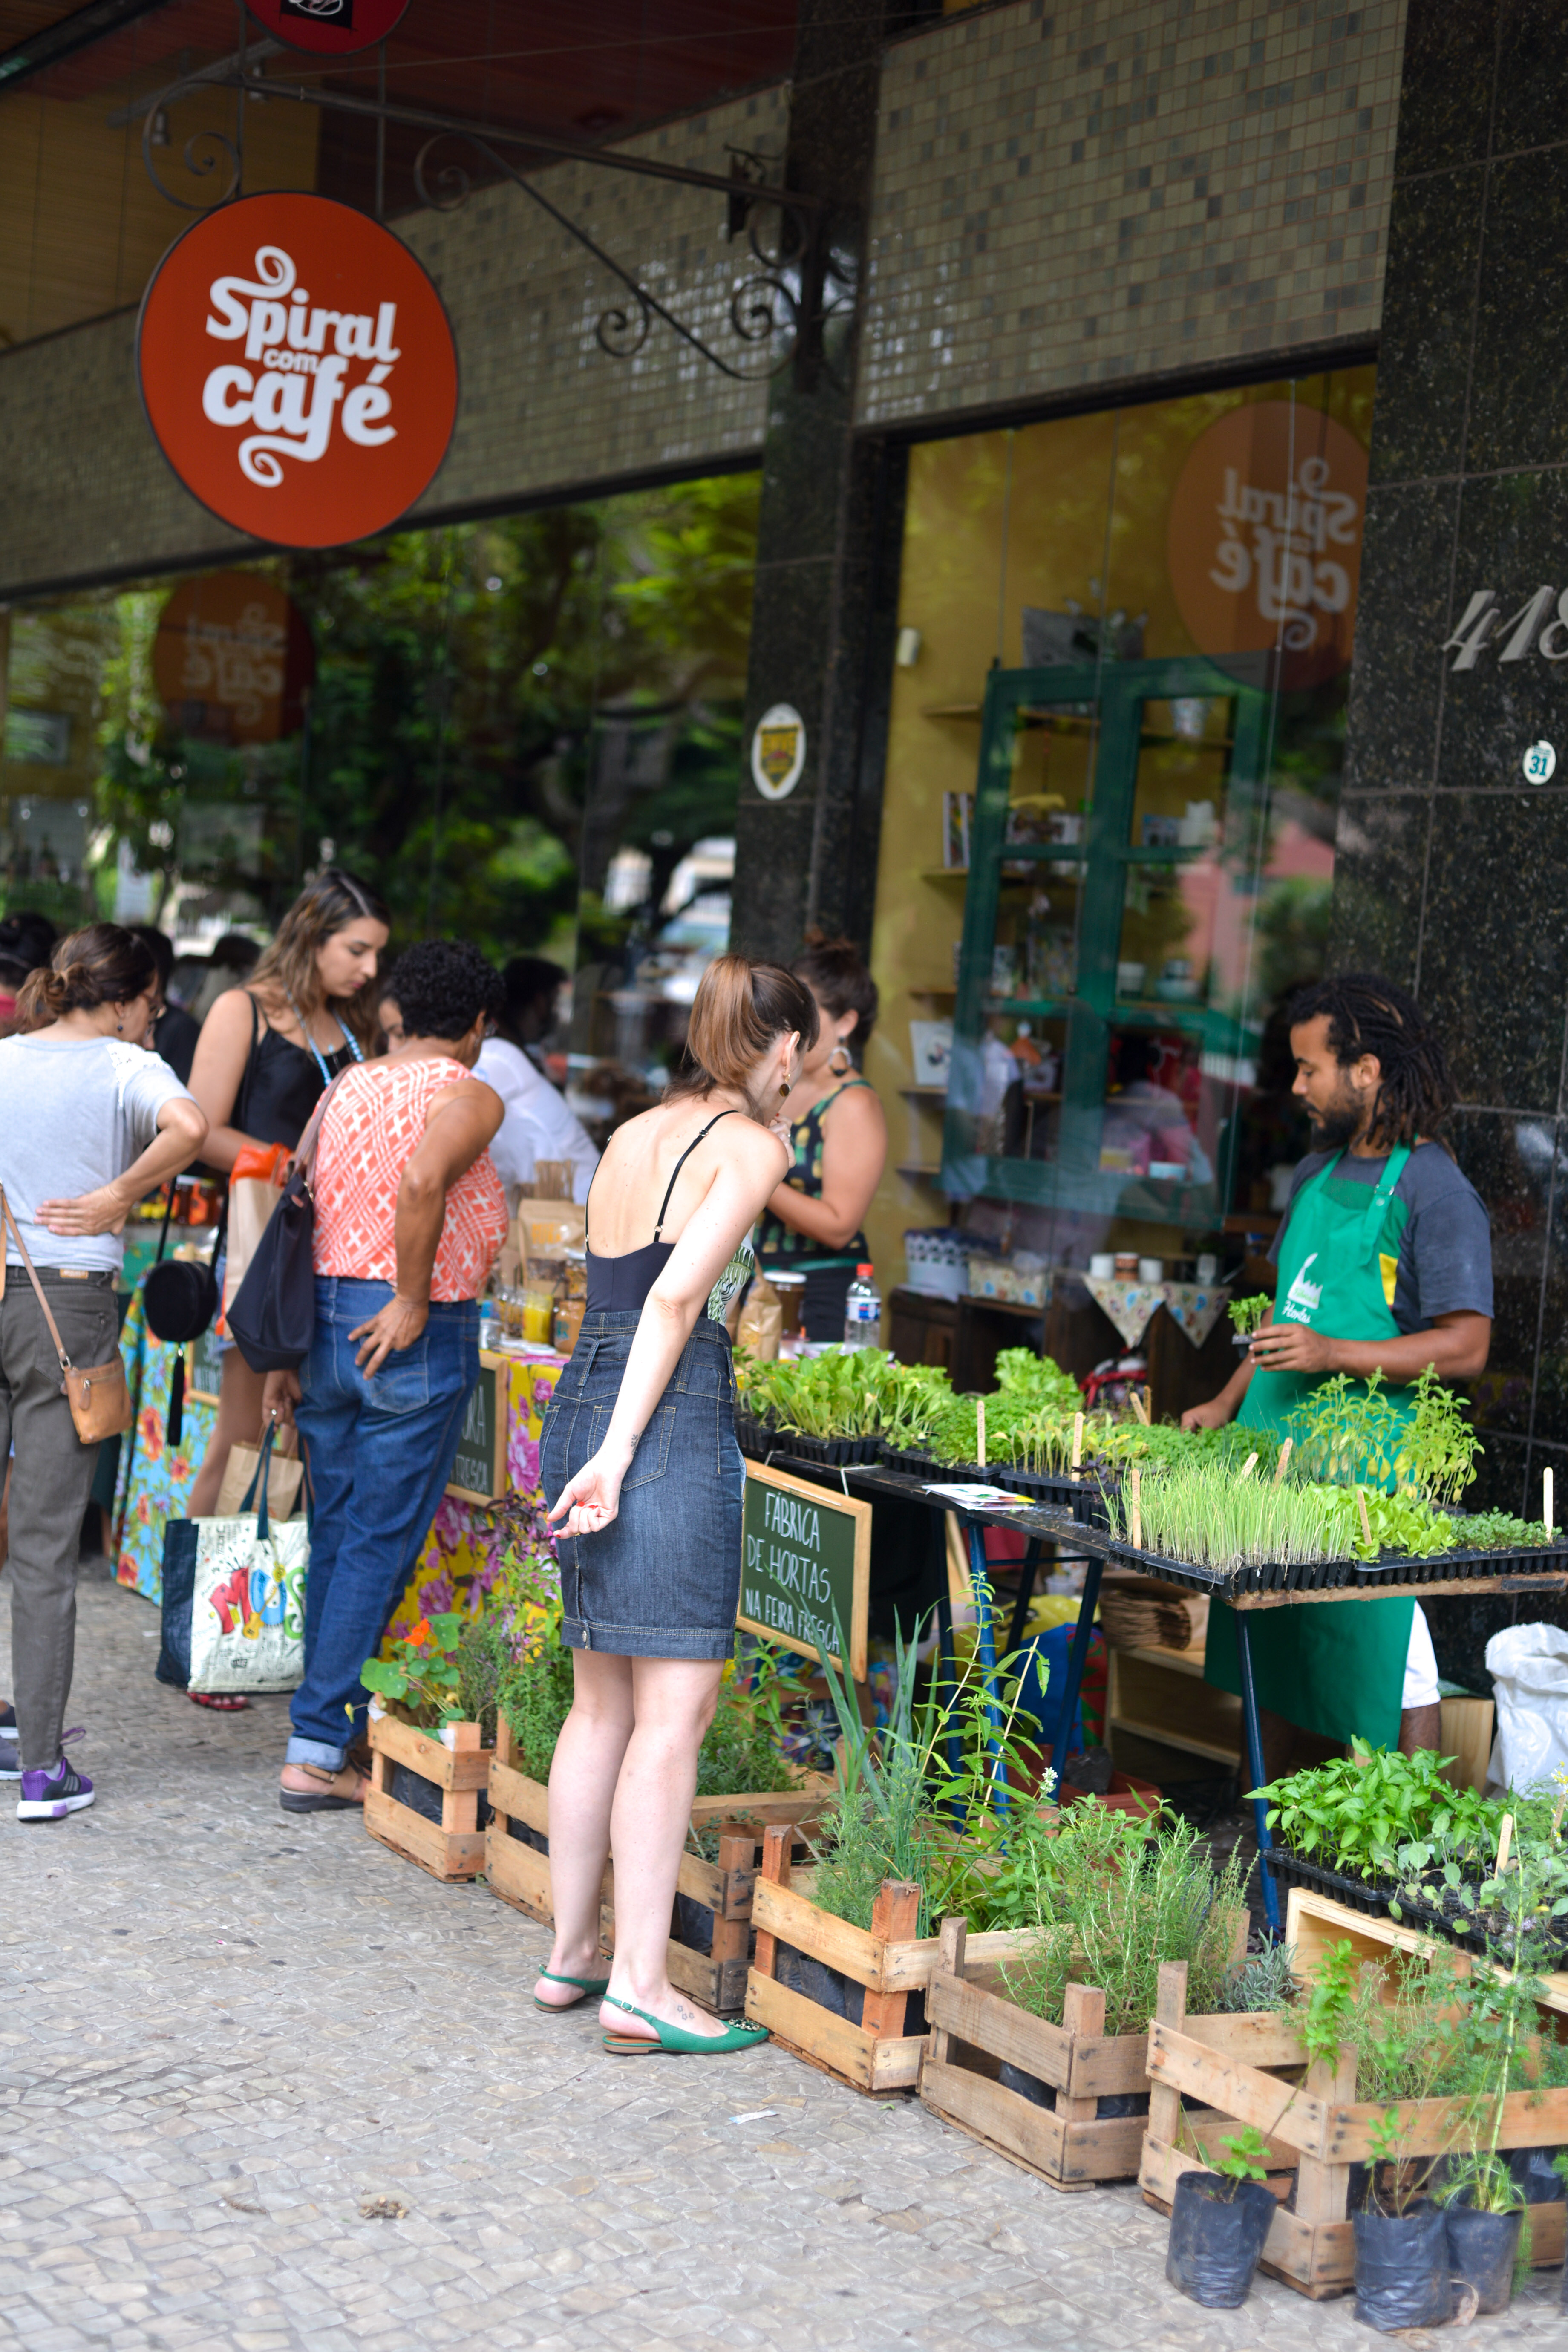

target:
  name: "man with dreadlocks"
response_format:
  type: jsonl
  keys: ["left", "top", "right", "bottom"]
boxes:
{"left": 1184, "top": 973, "right": 1492, "bottom": 1769}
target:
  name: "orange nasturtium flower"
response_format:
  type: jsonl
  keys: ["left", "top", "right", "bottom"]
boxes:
{"left": 406, "top": 1618, "right": 432, "bottom": 1648}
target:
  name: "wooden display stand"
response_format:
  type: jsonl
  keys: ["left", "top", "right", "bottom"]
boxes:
{"left": 1140, "top": 1956, "right": 1568, "bottom": 2297}
{"left": 365, "top": 1713, "right": 492, "bottom": 1882}
{"left": 1286, "top": 1883, "right": 1568, "bottom": 2020}
{"left": 484, "top": 1721, "right": 834, "bottom": 2012}
{"left": 921, "top": 1914, "right": 1251, "bottom": 2191}
{"left": 745, "top": 1823, "right": 1029, "bottom": 2096}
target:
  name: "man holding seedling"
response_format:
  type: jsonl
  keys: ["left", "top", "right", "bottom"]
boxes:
{"left": 1183, "top": 973, "right": 1493, "bottom": 1770}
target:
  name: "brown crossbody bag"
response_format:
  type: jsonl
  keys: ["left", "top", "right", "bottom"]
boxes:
{"left": 0, "top": 1186, "right": 133, "bottom": 1443}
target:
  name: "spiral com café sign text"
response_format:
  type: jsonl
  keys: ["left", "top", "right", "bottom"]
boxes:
{"left": 138, "top": 192, "right": 457, "bottom": 549}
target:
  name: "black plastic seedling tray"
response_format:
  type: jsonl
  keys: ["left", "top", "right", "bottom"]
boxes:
{"left": 1264, "top": 1844, "right": 1568, "bottom": 1969}
{"left": 876, "top": 1444, "right": 1110, "bottom": 1527}
{"left": 1107, "top": 1534, "right": 1568, "bottom": 1599}
{"left": 733, "top": 1410, "right": 880, "bottom": 1467}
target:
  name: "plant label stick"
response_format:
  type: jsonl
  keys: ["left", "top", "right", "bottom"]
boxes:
{"left": 1545, "top": 1465, "right": 1555, "bottom": 1539}
{"left": 1496, "top": 1811, "right": 1513, "bottom": 1873}
{"left": 977, "top": 1396, "right": 986, "bottom": 1469}
{"left": 1355, "top": 1485, "right": 1373, "bottom": 1548}
{"left": 1272, "top": 1435, "right": 1293, "bottom": 1484}
{"left": 1130, "top": 1464, "right": 1142, "bottom": 1550}
{"left": 1238, "top": 1452, "right": 1258, "bottom": 1482}
{"left": 1071, "top": 1410, "right": 1083, "bottom": 1472}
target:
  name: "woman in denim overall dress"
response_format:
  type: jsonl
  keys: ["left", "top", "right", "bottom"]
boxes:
{"left": 539, "top": 955, "right": 819, "bottom": 2055}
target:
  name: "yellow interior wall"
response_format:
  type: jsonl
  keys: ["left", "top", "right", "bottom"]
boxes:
{"left": 0, "top": 83, "right": 320, "bottom": 347}
{"left": 862, "top": 368, "right": 1377, "bottom": 1293}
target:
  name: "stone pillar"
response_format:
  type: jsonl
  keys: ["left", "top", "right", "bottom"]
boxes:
{"left": 1332, "top": 0, "right": 1568, "bottom": 1638}
{"left": 728, "top": 0, "right": 904, "bottom": 964}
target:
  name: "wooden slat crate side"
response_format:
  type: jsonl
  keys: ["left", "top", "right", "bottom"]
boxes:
{"left": 488, "top": 1758, "right": 550, "bottom": 1836}
{"left": 751, "top": 1876, "right": 892, "bottom": 1991}
{"left": 367, "top": 1713, "right": 491, "bottom": 1790}
{"left": 1146, "top": 2022, "right": 1330, "bottom": 2157}
{"left": 921, "top": 2058, "right": 1149, "bottom": 2186}
{"left": 744, "top": 1968, "right": 923, "bottom": 2092}
{"left": 484, "top": 1822, "right": 556, "bottom": 1923}
{"left": 364, "top": 1787, "right": 485, "bottom": 1879}
{"left": 925, "top": 1968, "right": 1152, "bottom": 2099}
{"left": 1183, "top": 2011, "right": 1311, "bottom": 2068}
{"left": 689, "top": 1772, "right": 836, "bottom": 1830}
{"left": 1326, "top": 2081, "right": 1568, "bottom": 2162}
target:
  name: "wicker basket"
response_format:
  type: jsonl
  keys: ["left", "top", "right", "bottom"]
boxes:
{"left": 1096, "top": 1571, "right": 1209, "bottom": 1654}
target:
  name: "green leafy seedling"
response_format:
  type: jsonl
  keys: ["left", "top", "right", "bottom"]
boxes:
{"left": 1229, "top": 1294, "right": 1269, "bottom": 1337}
{"left": 1194, "top": 2123, "right": 1270, "bottom": 2202}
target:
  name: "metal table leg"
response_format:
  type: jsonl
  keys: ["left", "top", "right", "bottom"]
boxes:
{"left": 966, "top": 1519, "right": 1010, "bottom": 1816}
{"left": 1234, "top": 1608, "right": 1282, "bottom": 1938}
{"left": 1005, "top": 1538, "right": 1043, "bottom": 1655}
{"left": 1048, "top": 1553, "right": 1102, "bottom": 1795}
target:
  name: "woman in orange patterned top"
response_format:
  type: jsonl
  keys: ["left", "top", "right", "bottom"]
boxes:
{"left": 263, "top": 940, "right": 506, "bottom": 1814}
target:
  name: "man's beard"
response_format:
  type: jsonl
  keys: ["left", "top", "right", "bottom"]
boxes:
{"left": 1307, "top": 1092, "right": 1365, "bottom": 1153}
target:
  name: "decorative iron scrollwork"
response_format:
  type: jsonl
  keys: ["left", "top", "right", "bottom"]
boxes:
{"left": 140, "top": 107, "right": 241, "bottom": 214}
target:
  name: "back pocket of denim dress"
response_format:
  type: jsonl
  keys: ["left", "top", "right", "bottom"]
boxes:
{"left": 624, "top": 1397, "right": 676, "bottom": 1489}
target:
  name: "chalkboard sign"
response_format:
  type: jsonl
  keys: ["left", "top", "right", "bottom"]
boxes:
{"left": 736, "top": 1461, "right": 870, "bottom": 1681}
{"left": 447, "top": 1354, "right": 506, "bottom": 1502}
{"left": 186, "top": 1319, "right": 225, "bottom": 1405}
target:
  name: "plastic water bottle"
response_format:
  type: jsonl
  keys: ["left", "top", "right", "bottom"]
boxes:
{"left": 843, "top": 1262, "right": 881, "bottom": 1351}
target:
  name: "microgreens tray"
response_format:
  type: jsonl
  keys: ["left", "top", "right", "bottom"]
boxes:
{"left": 1107, "top": 1535, "right": 1568, "bottom": 1598}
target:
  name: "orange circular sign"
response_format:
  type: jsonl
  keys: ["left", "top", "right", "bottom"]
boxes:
{"left": 1166, "top": 402, "right": 1368, "bottom": 691}
{"left": 138, "top": 193, "right": 457, "bottom": 550}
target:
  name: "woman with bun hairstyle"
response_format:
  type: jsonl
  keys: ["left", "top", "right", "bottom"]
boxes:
{"left": 537, "top": 954, "right": 816, "bottom": 2055}
{"left": 185, "top": 874, "right": 389, "bottom": 1584}
{"left": 756, "top": 931, "right": 888, "bottom": 1341}
{"left": 0, "top": 926, "right": 207, "bottom": 1818}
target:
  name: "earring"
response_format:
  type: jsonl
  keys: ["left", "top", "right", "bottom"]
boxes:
{"left": 828, "top": 1043, "right": 852, "bottom": 1076}
{"left": 778, "top": 1079, "right": 791, "bottom": 1100}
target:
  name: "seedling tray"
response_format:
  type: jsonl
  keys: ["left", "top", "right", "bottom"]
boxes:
{"left": 880, "top": 1446, "right": 1110, "bottom": 1526}
{"left": 1107, "top": 1536, "right": 1568, "bottom": 1599}
{"left": 1267, "top": 1845, "right": 1568, "bottom": 1970}
{"left": 735, "top": 1410, "right": 879, "bottom": 1466}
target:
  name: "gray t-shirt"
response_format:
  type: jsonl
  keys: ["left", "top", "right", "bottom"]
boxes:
{"left": 0, "top": 1034, "right": 193, "bottom": 1274}
{"left": 1269, "top": 1141, "right": 1493, "bottom": 1330}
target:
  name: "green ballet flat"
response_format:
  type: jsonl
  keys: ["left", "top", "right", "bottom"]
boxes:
{"left": 601, "top": 1997, "right": 769, "bottom": 2057}
{"left": 533, "top": 1967, "right": 611, "bottom": 2011}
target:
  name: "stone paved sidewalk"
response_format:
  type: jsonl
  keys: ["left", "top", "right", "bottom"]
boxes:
{"left": 1, "top": 1575, "right": 1563, "bottom": 2351}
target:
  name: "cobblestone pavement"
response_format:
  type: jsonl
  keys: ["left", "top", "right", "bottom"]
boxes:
{"left": 2, "top": 1574, "right": 1564, "bottom": 2352}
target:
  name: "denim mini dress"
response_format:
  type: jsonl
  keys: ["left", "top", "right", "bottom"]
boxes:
{"left": 539, "top": 1309, "right": 744, "bottom": 1660}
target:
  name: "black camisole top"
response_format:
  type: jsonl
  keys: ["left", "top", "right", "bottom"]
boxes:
{"left": 585, "top": 1110, "right": 747, "bottom": 1316}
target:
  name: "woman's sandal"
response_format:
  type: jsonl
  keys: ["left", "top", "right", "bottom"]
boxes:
{"left": 279, "top": 1763, "right": 367, "bottom": 1814}
{"left": 601, "top": 1998, "right": 769, "bottom": 2057}
{"left": 190, "top": 1692, "right": 250, "bottom": 1712}
{"left": 533, "top": 1968, "right": 611, "bottom": 2012}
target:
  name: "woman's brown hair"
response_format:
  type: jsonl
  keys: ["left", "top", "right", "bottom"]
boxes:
{"left": 668, "top": 954, "right": 819, "bottom": 1113}
{"left": 247, "top": 868, "right": 389, "bottom": 1047}
{"left": 792, "top": 928, "right": 879, "bottom": 1058}
{"left": 18, "top": 923, "right": 158, "bottom": 1030}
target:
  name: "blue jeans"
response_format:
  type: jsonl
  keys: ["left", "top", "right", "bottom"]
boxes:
{"left": 288, "top": 1277, "right": 479, "bottom": 1768}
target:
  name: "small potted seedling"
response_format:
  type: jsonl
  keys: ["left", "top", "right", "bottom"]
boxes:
{"left": 1352, "top": 2107, "right": 1451, "bottom": 2333}
{"left": 1228, "top": 1293, "right": 1269, "bottom": 1350}
{"left": 1164, "top": 2126, "right": 1275, "bottom": 2308}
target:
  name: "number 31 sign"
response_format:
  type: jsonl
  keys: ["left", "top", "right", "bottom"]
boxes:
{"left": 138, "top": 192, "right": 457, "bottom": 549}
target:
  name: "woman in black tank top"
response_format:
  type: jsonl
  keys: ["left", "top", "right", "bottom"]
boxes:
{"left": 535, "top": 955, "right": 817, "bottom": 2056}
{"left": 184, "top": 874, "right": 389, "bottom": 1568}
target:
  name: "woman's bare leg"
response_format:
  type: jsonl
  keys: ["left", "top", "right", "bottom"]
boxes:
{"left": 600, "top": 1656, "right": 730, "bottom": 2043}
{"left": 538, "top": 1650, "right": 635, "bottom": 2007}
{"left": 187, "top": 1349, "right": 270, "bottom": 1519}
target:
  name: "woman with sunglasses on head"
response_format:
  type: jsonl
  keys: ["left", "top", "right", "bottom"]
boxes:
{"left": 183, "top": 874, "right": 389, "bottom": 1710}
{"left": 536, "top": 954, "right": 816, "bottom": 2055}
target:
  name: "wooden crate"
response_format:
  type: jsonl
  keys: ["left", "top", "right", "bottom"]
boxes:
{"left": 1286, "top": 1885, "right": 1568, "bottom": 2021}
{"left": 745, "top": 1823, "right": 1031, "bottom": 2096}
{"left": 920, "top": 1910, "right": 1253, "bottom": 2190}
{"left": 484, "top": 1721, "right": 834, "bottom": 2012}
{"left": 1140, "top": 1957, "right": 1568, "bottom": 2297}
{"left": 364, "top": 1712, "right": 491, "bottom": 1882}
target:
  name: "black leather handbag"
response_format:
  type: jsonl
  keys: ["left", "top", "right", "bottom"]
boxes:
{"left": 226, "top": 1074, "right": 345, "bottom": 1373}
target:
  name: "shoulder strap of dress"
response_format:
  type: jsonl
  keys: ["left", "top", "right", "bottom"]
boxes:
{"left": 653, "top": 1109, "right": 740, "bottom": 1238}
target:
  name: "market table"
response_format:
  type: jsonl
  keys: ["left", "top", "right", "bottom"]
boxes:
{"left": 748, "top": 1453, "right": 1568, "bottom": 1936}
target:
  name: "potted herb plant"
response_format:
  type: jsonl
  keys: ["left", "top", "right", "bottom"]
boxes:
{"left": 1165, "top": 2126, "right": 1277, "bottom": 2306}
{"left": 360, "top": 1609, "right": 505, "bottom": 1880}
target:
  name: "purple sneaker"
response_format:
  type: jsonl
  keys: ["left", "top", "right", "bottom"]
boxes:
{"left": 17, "top": 1730, "right": 93, "bottom": 1821}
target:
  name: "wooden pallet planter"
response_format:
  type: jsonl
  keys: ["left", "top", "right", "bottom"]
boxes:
{"left": 484, "top": 1720, "right": 834, "bottom": 2012}
{"left": 745, "top": 1823, "right": 1032, "bottom": 2096}
{"left": 1140, "top": 1957, "right": 1568, "bottom": 2297}
{"left": 919, "top": 1910, "right": 1256, "bottom": 2190}
{"left": 364, "top": 1712, "right": 492, "bottom": 1882}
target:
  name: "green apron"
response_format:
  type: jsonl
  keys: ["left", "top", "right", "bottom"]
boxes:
{"left": 1204, "top": 1147, "right": 1415, "bottom": 1751}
